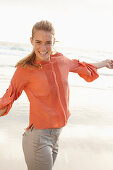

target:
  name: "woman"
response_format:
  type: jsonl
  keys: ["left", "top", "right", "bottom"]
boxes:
{"left": 0, "top": 20, "right": 113, "bottom": 170}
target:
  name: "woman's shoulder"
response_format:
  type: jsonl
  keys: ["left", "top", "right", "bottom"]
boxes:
{"left": 12, "top": 65, "right": 35, "bottom": 82}
{"left": 51, "top": 51, "right": 70, "bottom": 61}
{"left": 53, "top": 51, "right": 72, "bottom": 62}
{"left": 53, "top": 51, "right": 72, "bottom": 60}
{"left": 15, "top": 65, "right": 34, "bottom": 75}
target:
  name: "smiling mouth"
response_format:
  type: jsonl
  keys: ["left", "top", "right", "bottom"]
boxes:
{"left": 38, "top": 51, "right": 48, "bottom": 55}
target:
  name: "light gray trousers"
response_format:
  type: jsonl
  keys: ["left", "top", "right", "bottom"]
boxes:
{"left": 22, "top": 125, "right": 62, "bottom": 170}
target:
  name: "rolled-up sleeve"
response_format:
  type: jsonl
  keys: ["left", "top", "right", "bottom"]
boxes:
{"left": 68, "top": 58, "right": 99, "bottom": 82}
{"left": 0, "top": 66, "right": 28, "bottom": 116}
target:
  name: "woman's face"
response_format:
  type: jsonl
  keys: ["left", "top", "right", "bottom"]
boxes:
{"left": 30, "top": 30, "right": 55, "bottom": 62}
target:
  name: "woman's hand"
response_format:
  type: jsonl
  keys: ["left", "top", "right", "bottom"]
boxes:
{"left": 0, "top": 106, "right": 7, "bottom": 116}
{"left": 91, "top": 59, "right": 113, "bottom": 69}
{"left": 106, "top": 59, "right": 113, "bottom": 69}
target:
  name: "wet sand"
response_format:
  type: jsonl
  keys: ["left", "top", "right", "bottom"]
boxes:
{"left": 0, "top": 79, "right": 113, "bottom": 170}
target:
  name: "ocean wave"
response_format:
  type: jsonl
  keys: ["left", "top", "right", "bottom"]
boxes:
{"left": 0, "top": 40, "right": 113, "bottom": 79}
{"left": 0, "top": 65, "right": 14, "bottom": 68}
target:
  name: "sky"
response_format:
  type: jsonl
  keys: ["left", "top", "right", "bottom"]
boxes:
{"left": 0, "top": 0, "right": 113, "bottom": 52}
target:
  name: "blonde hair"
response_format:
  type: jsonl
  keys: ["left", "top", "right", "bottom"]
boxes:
{"left": 15, "top": 20, "right": 55, "bottom": 69}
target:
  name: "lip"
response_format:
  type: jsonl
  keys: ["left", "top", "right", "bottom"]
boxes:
{"left": 38, "top": 51, "right": 48, "bottom": 55}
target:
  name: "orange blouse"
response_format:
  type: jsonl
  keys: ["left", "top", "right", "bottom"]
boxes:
{"left": 0, "top": 52, "right": 99, "bottom": 129}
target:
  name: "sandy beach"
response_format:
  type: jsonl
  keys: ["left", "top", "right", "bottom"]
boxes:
{"left": 0, "top": 75, "right": 113, "bottom": 170}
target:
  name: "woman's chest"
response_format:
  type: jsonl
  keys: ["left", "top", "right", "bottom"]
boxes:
{"left": 27, "top": 63, "right": 69, "bottom": 96}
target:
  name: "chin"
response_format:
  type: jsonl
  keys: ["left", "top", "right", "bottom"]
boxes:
{"left": 43, "top": 57, "right": 50, "bottom": 62}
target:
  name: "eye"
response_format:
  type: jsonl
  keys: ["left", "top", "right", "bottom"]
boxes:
{"left": 46, "top": 41, "right": 52, "bottom": 45}
{"left": 35, "top": 41, "right": 41, "bottom": 44}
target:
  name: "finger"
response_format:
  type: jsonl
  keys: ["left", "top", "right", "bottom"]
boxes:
{"left": 106, "top": 63, "right": 112, "bottom": 68}
{"left": 107, "top": 60, "right": 113, "bottom": 66}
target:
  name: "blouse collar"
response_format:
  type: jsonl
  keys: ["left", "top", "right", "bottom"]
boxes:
{"left": 34, "top": 52, "right": 62, "bottom": 65}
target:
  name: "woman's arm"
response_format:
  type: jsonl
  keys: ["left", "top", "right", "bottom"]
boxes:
{"left": 90, "top": 59, "right": 113, "bottom": 69}
{"left": 0, "top": 66, "right": 28, "bottom": 117}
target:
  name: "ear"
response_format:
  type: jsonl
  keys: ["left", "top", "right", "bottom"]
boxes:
{"left": 53, "top": 38, "right": 55, "bottom": 45}
{"left": 30, "top": 37, "right": 33, "bottom": 45}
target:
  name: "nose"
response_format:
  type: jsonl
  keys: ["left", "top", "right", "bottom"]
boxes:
{"left": 40, "top": 44, "right": 47, "bottom": 51}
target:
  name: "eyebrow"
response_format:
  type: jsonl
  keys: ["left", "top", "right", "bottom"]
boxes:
{"left": 35, "top": 40, "right": 41, "bottom": 42}
{"left": 35, "top": 40, "right": 52, "bottom": 43}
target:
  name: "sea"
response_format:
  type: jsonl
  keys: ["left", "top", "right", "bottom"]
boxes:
{"left": 0, "top": 41, "right": 113, "bottom": 170}
{"left": 0, "top": 41, "right": 113, "bottom": 89}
